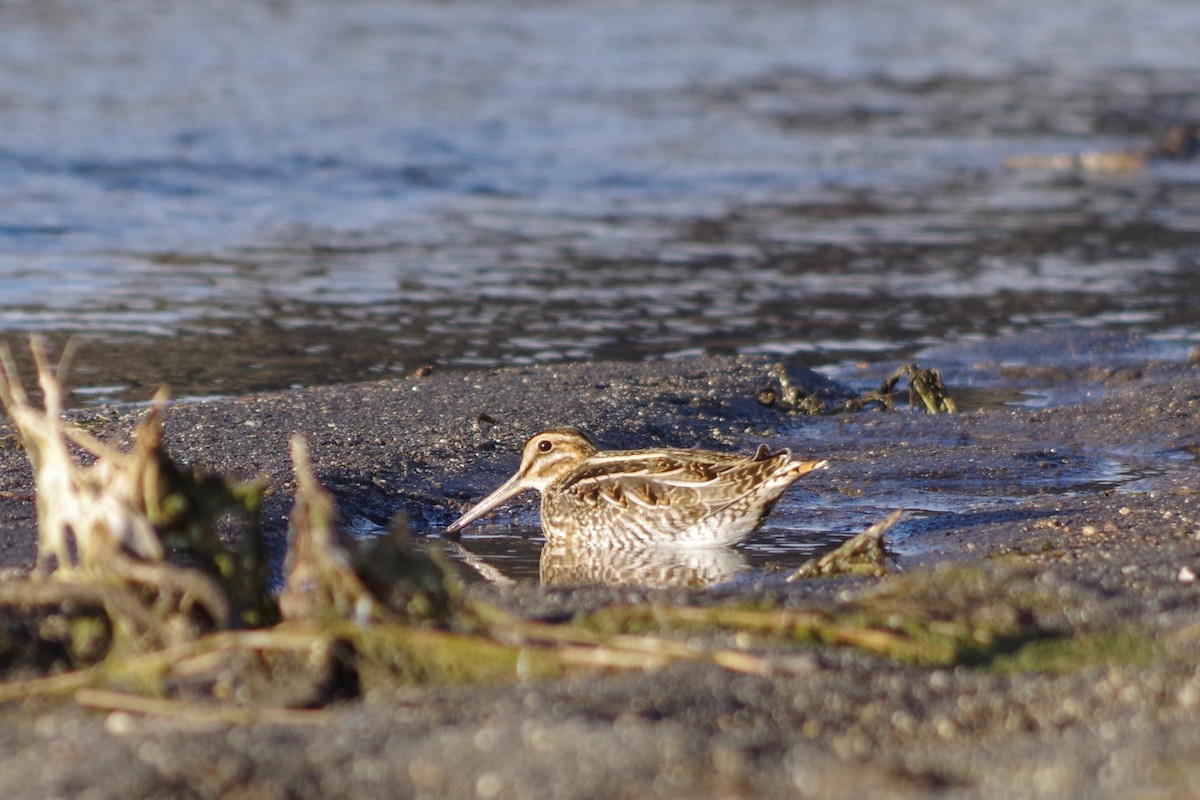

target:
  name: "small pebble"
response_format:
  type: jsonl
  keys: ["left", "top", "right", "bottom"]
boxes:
{"left": 104, "top": 712, "right": 135, "bottom": 735}
{"left": 1178, "top": 566, "right": 1196, "bottom": 584}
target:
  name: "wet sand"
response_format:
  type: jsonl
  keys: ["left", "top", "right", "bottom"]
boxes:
{"left": 0, "top": 340, "right": 1198, "bottom": 799}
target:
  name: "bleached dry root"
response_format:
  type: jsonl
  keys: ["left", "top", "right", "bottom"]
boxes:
{"left": 280, "top": 435, "right": 461, "bottom": 628}
{"left": 0, "top": 338, "right": 163, "bottom": 574}
{"left": 279, "top": 435, "right": 388, "bottom": 624}
{"left": 0, "top": 338, "right": 243, "bottom": 639}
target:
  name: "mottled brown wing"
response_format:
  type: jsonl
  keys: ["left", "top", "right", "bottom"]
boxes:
{"left": 555, "top": 450, "right": 797, "bottom": 537}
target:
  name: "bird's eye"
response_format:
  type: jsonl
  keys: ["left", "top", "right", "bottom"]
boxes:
{"left": 537, "top": 439, "right": 553, "bottom": 453}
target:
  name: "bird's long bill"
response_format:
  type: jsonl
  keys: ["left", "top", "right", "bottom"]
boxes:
{"left": 444, "top": 473, "right": 528, "bottom": 537}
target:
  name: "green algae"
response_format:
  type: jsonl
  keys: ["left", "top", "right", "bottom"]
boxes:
{"left": 569, "top": 559, "right": 1160, "bottom": 673}
{"left": 986, "top": 627, "right": 1157, "bottom": 674}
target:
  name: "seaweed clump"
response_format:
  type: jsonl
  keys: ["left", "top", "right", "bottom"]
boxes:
{"left": 759, "top": 362, "right": 957, "bottom": 415}
{"left": 0, "top": 339, "right": 272, "bottom": 668}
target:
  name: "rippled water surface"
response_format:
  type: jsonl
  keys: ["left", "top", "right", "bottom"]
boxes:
{"left": 2, "top": 0, "right": 1198, "bottom": 403}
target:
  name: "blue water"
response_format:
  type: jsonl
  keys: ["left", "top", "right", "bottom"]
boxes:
{"left": 2, "top": 0, "right": 1199, "bottom": 403}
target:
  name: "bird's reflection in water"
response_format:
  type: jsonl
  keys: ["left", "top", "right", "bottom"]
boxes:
{"left": 539, "top": 541, "right": 750, "bottom": 588}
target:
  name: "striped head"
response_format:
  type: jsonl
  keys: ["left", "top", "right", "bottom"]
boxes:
{"left": 445, "top": 427, "right": 597, "bottom": 535}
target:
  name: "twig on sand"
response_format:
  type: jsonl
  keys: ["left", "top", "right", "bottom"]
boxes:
{"left": 788, "top": 509, "right": 902, "bottom": 581}
{"left": 74, "top": 689, "right": 333, "bottom": 726}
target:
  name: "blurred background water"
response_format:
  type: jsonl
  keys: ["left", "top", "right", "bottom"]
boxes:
{"left": 0, "top": 0, "right": 1198, "bottom": 403}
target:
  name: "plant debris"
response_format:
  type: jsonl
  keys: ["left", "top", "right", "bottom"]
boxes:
{"left": 759, "top": 363, "right": 958, "bottom": 415}
{"left": 0, "top": 339, "right": 273, "bottom": 658}
{"left": 279, "top": 435, "right": 461, "bottom": 628}
{"left": 0, "top": 340, "right": 1156, "bottom": 724}
{"left": 788, "top": 509, "right": 900, "bottom": 581}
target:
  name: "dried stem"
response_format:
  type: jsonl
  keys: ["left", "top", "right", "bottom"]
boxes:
{"left": 788, "top": 509, "right": 901, "bottom": 581}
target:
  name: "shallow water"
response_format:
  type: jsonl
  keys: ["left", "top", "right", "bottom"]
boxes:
{"left": 421, "top": 437, "right": 1152, "bottom": 586}
{"left": 2, "top": 0, "right": 1199, "bottom": 584}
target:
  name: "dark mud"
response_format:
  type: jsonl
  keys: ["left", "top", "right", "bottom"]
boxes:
{"left": 0, "top": 338, "right": 1198, "bottom": 799}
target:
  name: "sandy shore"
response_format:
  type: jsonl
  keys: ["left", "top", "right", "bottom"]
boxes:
{"left": 0, "top": 347, "right": 1198, "bottom": 799}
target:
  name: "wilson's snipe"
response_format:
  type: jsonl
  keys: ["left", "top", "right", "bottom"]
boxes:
{"left": 445, "top": 427, "right": 827, "bottom": 547}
